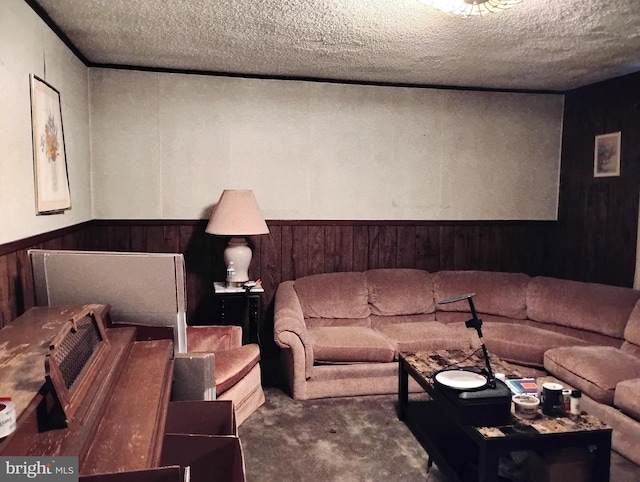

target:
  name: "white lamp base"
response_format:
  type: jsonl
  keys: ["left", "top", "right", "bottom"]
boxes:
{"left": 224, "top": 237, "right": 252, "bottom": 284}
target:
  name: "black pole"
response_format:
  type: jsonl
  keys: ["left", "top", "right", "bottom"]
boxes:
{"left": 466, "top": 297, "right": 495, "bottom": 387}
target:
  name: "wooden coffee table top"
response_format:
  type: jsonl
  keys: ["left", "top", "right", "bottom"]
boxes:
{"left": 402, "top": 349, "right": 524, "bottom": 383}
{"left": 400, "top": 349, "right": 610, "bottom": 438}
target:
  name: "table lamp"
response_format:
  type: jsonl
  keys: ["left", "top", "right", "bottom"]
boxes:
{"left": 206, "top": 190, "right": 269, "bottom": 285}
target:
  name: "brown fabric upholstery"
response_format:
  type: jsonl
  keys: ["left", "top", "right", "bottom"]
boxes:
{"left": 370, "top": 313, "right": 436, "bottom": 329}
{"left": 308, "top": 326, "right": 395, "bottom": 363}
{"left": 624, "top": 299, "right": 640, "bottom": 346}
{"left": 186, "top": 324, "right": 264, "bottom": 420}
{"left": 470, "top": 322, "right": 591, "bottom": 368}
{"left": 295, "top": 272, "right": 370, "bottom": 320}
{"left": 434, "top": 270, "right": 529, "bottom": 319}
{"left": 615, "top": 379, "right": 640, "bottom": 420}
{"left": 213, "top": 344, "right": 261, "bottom": 396}
{"left": 273, "top": 268, "right": 640, "bottom": 464}
{"left": 273, "top": 281, "right": 315, "bottom": 374}
{"left": 436, "top": 311, "right": 521, "bottom": 326}
{"left": 374, "top": 321, "right": 470, "bottom": 353}
{"left": 544, "top": 346, "right": 640, "bottom": 404}
{"left": 528, "top": 277, "right": 640, "bottom": 339}
{"left": 438, "top": 311, "right": 623, "bottom": 347}
{"left": 187, "top": 325, "right": 242, "bottom": 352}
{"left": 216, "top": 363, "right": 265, "bottom": 426}
{"left": 365, "top": 269, "right": 435, "bottom": 316}
{"left": 579, "top": 395, "right": 640, "bottom": 465}
{"left": 622, "top": 341, "right": 640, "bottom": 359}
{"left": 303, "top": 318, "right": 371, "bottom": 328}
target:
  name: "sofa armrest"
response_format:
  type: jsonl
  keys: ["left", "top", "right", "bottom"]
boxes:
{"left": 274, "top": 281, "right": 314, "bottom": 375}
{"left": 186, "top": 325, "right": 243, "bottom": 352}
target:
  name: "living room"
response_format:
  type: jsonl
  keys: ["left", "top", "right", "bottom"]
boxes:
{"left": 1, "top": 0, "right": 639, "bottom": 479}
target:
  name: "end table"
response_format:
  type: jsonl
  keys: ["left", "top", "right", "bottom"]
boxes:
{"left": 213, "top": 282, "right": 264, "bottom": 345}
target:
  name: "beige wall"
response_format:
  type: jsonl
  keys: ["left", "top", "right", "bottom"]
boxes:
{"left": 90, "top": 69, "right": 564, "bottom": 221}
{"left": 0, "top": 0, "right": 564, "bottom": 246}
{"left": 0, "top": 0, "right": 91, "bottom": 244}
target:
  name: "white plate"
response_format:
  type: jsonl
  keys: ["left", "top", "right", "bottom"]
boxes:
{"left": 434, "top": 370, "right": 487, "bottom": 389}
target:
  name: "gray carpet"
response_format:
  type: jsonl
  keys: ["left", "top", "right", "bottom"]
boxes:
{"left": 239, "top": 386, "right": 640, "bottom": 482}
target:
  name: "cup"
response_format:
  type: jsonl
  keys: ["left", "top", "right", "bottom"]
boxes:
{"left": 512, "top": 394, "right": 540, "bottom": 419}
{"left": 541, "top": 382, "right": 564, "bottom": 416}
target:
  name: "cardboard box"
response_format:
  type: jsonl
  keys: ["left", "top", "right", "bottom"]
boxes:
{"left": 527, "top": 448, "right": 591, "bottom": 482}
{"left": 166, "top": 400, "right": 237, "bottom": 436}
{"left": 161, "top": 434, "right": 245, "bottom": 482}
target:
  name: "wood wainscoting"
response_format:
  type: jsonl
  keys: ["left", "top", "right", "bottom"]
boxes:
{"left": 0, "top": 220, "right": 556, "bottom": 337}
{"left": 558, "top": 72, "right": 640, "bottom": 288}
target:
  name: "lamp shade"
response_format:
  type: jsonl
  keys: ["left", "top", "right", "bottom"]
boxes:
{"left": 206, "top": 190, "right": 269, "bottom": 235}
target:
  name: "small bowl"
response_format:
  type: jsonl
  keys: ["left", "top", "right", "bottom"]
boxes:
{"left": 512, "top": 394, "right": 540, "bottom": 419}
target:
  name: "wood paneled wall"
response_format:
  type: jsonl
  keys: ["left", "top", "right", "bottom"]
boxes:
{"left": 0, "top": 219, "right": 556, "bottom": 336}
{"left": 557, "top": 72, "right": 640, "bottom": 287}
{"left": 82, "top": 220, "right": 558, "bottom": 330}
{"left": 0, "top": 223, "right": 92, "bottom": 329}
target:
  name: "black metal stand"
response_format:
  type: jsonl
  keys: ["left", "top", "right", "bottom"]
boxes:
{"left": 463, "top": 296, "right": 495, "bottom": 387}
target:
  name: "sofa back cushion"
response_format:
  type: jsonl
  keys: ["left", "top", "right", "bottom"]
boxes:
{"left": 623, "top": 299, "right": 640, "bottom": 356}
{"left": 365, "top": 269, "right": 435, "bottom": 316}
{"left": 294, "top": 272, "right": 370, "bottom": 320}
{"left": 527, "top": 277, "right": 640, "bottom": 339}
{"left": 434, "top": 270, "right": 529, "bottom": 319}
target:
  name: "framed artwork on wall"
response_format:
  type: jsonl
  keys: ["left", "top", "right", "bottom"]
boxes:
{"left": 30, "top": 74, "right": 71, "bottom": 214}
{"left": 594, "top": 131, "right": 621, "bottom": 178}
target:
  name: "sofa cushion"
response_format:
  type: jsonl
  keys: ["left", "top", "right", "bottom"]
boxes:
{"left": 295, "top": 272, "right": 370, "bottom": 320}
{"left": 622, "top": 341, "right": 640, "bottom": 359}
{"left": 308, "top": 326, "right": 395, "bottom": 363}
{"left": 374, "top": 321, "right": 470, "bottom": 354}
{"left": 370, "top": 313, "right": 436, "bottom": 329}
{"left": 527, "top": 277, "right": 640, "bottom": 339}
{"left": 213, "top": 344, "right": 261, "bottom": 396}
{"left": 436, "top": 311, "right": 522, "bottom": 326}
{"left": 365, "top": 269, "right": 435, "bottom": 316}
{"left": 624, "top": 298, "right": 640, "bottom": 346}
{"left": 544, "top": 346, "right": 640, "bottom": 405}
{"left": 614, "top": 379, "right": 640, "bottom": 420}
{"left": 465, "top": 322, "right": 591, "bottom": 368}
{"left": 434, "top": 270, "right": 529, "bottom": 319}
{"left": 303, "top": 318, "right": 371, "bottom": 328}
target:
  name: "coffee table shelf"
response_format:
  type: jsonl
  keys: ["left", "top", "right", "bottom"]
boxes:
{"left": 398, "top": 350, "right": 612, "bottom": 482}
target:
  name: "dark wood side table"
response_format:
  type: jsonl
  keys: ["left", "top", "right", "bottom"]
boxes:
{"left": 398, "top": 350, "right": 612, "bottom": 482}
{"left": 213, "top": 282, "right": 264, "bottom": 345}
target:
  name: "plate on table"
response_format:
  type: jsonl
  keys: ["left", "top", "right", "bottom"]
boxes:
{"left": 434, "top": 369, "right": 488, "bottom": 389}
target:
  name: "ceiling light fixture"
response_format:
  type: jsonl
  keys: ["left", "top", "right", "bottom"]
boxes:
{"left": 418, "top": 0, "right": 522, "bottom": 16}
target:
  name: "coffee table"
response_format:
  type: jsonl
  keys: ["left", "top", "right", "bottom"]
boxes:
{"left": 398, "top": 350, "right": 612, "bottom": 482}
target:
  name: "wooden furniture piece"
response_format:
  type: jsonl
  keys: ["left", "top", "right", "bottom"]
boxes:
{"left": 0, "top": 304, "right": 245, "bottom": 482}
{"left": 398, "top": 350, "right": 612, "bottom": 482}
{"left": 213, "top": 282, "right": 264, "bottom": 344}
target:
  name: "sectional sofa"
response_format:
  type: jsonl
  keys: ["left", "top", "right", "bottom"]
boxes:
{"left": 273, "top": 269, "right": 640, "bottom": 464}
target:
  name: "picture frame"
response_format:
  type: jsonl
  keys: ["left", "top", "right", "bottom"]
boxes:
{"left": 30, "top": 74, "right": 71, "bottom": 214}
{"left": 594, "top": 131, "right": 621, "bottom": 178}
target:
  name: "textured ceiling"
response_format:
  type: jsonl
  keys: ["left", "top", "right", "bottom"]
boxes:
{"left": 33, "top": 0, "right": 640, "bottom": 91}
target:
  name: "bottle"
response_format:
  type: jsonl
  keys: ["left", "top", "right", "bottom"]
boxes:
{"left": 225, "top": 261, "right": 236, "bottom": 288}
{"left": 562, "top": 389, "right": 572, "bottom": 413}
{"left": 570, "top": 389, "right": 582, "bottom": 415}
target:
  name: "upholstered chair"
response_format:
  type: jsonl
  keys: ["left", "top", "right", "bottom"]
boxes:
{"left": 180, "top": 325, "right": 264, "bottom": 425}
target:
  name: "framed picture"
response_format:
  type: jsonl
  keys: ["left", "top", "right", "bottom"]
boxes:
{"left": 594, "top": 131, "right": 621, "bottom": 178}
{"left": 30, "top": 74, "right": 71, "bottom": 214}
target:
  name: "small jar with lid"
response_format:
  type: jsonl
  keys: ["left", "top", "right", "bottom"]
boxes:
{"left": 570, "top": 389, "right": 582, "bottom": 415}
